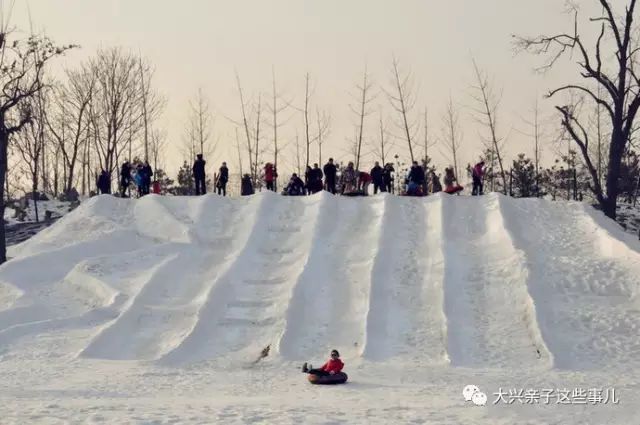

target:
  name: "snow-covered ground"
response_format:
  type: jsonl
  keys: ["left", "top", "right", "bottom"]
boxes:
{"left": 4, "top": 199, "right": 71, "bottom": 225}
{"left": 617, "top": 202, "right": 640, "bottom": 237}
{"left": 3, "top": 199, "right": 73, "bottom": 247}
{"left": 1, "top": 192, "right": 639, "bottom": 424}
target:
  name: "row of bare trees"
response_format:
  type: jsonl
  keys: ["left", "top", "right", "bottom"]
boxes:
{"left": 8, "top": 47, "right": 165, "bottom": 200}
{"left": 226, "top": 57, "right": 485, "bottom": 190}
{"left": 0, "top": 27, "right": 75, "bottom": 262}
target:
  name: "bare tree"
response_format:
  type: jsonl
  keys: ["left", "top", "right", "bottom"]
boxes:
{"left": 422, "top": 107, "right": 437, "bottom": 168}
{"left": 149, "top": 128, "right": 167, "bottom": 173}
{"left": 517, "top": 99, "right": 546, "bottom": 196}
{"left": 442, "top": 96, "right": 463, "bottom": 180}
{"left": 0, "top": 26, "right": 74, "bottom": 262}
{"left": 350, "top": 65, "right": 374, "bottom": 171}
{"left": 4, "top": 150, "right": 21, "bottom": 203}
{"left": 316, "top": 108, "right": 331, "bottom": 166}
{"left": 252, "top": 94, "right": 262, "bottom": 185}
{"left": 184, "top": 88, "right": 215, "bottom": 164}
{"left": 470, "top": 58, "right": 507, "bottom": 194}
{"left": 235, "top": 71, "right": 256, "bottom": 182}
{"left": 81, "top": 117, "right": 92, "bottom": 194}
{"left": 88, "top": 47, "right": 147, "bottom": 183}
{"left": 13, "top": 90, "right": 47, "bottom": 221}
{"left": 46, "top": 67, "right": 95, "bottom": 194}
{"left": 235, "top": 127, "right": 243, "bottom": 177}
{"left": 373, "top": 111, "right": 393, "bottom": 166}
{"left": 516, "top": 0, "right": 640, "bottom": 218}
{"left": 588, "top": 84, "right": 610, "bottom": 186}
{"left": 387, "top": 56, "right": 418, "bottom": 162}
{"left": 295, "top": 130, "right": 302, "bottom": 176}
{"left": 265, "top": 67, "right": 292, "bottom": 191}
{"left": 302, "top": 73, "right": 314, "bottom": 168}
{"left": 138, "top": 55, "right": 164, "bottom": 163}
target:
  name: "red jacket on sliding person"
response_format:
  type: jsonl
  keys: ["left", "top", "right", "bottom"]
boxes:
{"left": 321, "top": 358, "right": 344, "bottom": 373}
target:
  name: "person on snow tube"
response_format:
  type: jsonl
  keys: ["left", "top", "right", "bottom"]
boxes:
{"left": 286, "top": 173, "right": 306, "bottom": 196}
{"left": 302, "top": 349, "right": 344, "bottom": 376}
{"left": 443, "top": 167, "right": 463, "bottom": 194}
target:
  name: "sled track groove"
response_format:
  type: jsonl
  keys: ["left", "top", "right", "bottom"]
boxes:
{"left": 279, "top": 196, "right": 384, "bottom": 360}
{"left": 500, "top": 197, "right": 640, "bottom": 371}
{"left": 363, "top": 196, "right": 448, "bottom": 363}
{"left": 442, "top": 194, "right": 544, "bottom": 369}
{"left": 208, "top": 195, "right": 322, "bottom": 359}
{"left": 81, "top": 198, "right": 244, "bottom": 361}
{"left": 158, "top": 194, "right": 323, "bottom": 364}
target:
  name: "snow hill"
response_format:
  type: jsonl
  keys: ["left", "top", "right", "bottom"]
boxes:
{"left": 1, "top": 192, "right": 640, "bottom": 424}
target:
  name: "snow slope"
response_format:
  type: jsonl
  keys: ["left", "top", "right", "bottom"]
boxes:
{"left": 1, "top": 192, "right": 640, "bottom": 424}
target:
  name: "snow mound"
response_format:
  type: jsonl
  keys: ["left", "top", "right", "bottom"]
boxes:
{"left": 1, "top": 192, "right": 640, "bottom": 373}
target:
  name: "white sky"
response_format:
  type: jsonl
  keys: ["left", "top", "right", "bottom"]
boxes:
{"left": 10, "top": 0, "right": 610, "bottom": 176}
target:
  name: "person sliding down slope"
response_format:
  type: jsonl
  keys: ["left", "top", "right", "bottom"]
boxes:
{"left": 286, "top": 173, "right": 306, "bottom": 196}
{"left": 302, "top": 349, "right": 344, "bottom": 376}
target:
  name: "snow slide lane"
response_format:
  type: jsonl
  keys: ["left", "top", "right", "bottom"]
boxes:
{"left": 279, "top": 195, "right": 384, "bottom": 361}
{"left": 442, "top": 194, "right": 547, "bottom": 369}
{"left": 159, "top": 192, "right": 315, "bottom": 365}
{"left": 362, "top": 195, "right": 448, "bottom": 363}
{"left": 500, "top": 197, "right": 640, "bottom": 371}
{"left": 81, "top": 195, "right": 250, "bottom": 361}
{"left": 188, "top": 194, "right": 322, "bottom": 360}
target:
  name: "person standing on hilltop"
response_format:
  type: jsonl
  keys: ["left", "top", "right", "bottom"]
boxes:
{"left": 217, "top": 162, "right": 229, "bottom": 196}
{"left": 264, "top": 162, "right": 277, "bottom": 192}
{"left": 471, "top": 160, "right": 486, "bottom": 196}
{"left": 340, "top": 162, "right": 358, "bottom": 194}
{"left": 142, "top": 161, "right": 153, "bottom": 195}
{"left": 323, "top": 158, "right": 337, "bottom": 194}
{"left": 309, "top": 163, "right": 324, "bottom": 194}
{"left": 193, "top": 154, "right": 206, "bottom": 196}
{"left": 408, "top": 161, "right": 426, "bottom": 193}
{"left": 370, "top": 161, "right": 383, "bottom": 194}
{"left": 241, "top": 173, "right": 254, "bottom": 196}
{"left": 120, "top": 161, "right": 132, "bottom": 197}
{"left": 304, "top": 165, "right": 313, "bottom": 195}
{"left": 97, "top": 169, "right": 111, "bottom": 195}
{"left": 382, "top": 163, "right": 395, "bottom": 193}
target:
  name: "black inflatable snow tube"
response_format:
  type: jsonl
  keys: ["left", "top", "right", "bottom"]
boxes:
{"left": 308, "top": 372, "right": 348, "bottom": 385}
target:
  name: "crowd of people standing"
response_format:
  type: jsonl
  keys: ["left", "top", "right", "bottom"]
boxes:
{"left": 99, "top": 154, "right": 487, "bottom": 199}
{"left": 96, "top": 160, "right": 155, "bottom": 197}
{"left": 187, "top": 154, "right": 487, "bottom": 198}
{"left": 255, "top": 158, "right": 487, "bottom": 198}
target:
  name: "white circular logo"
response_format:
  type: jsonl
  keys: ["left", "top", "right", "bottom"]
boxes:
{"left": 472, "top": 391, "right": 488, "bottom": 406}
{"left": 463, "top": 385, "right": 480, "bottom": 402}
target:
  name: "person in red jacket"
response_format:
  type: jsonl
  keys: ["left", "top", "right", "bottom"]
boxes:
{"left": 264, "top": 162, "right": 277, "bottom": 192}
{"left": 301, "top": 349, "right": 344, "bottom": 376}
{"left": 358, "top": 171, "right": 372, "bottom": 195}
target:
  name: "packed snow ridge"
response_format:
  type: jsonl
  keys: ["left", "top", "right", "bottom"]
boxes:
{"left": 2, "top": 191, "right": 639, "bottom": 372}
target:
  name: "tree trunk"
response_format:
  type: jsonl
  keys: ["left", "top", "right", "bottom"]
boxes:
{"left": 633, "top": 173, "right": 640, "bottom": 207}
{"left": 66, "top": 164, "right": 74, "bottom": 195}
{"left": 603, "top": 128, "right": 626, "bottom": 219}
{"left": 0, "top": 130, "right": 8, "bottom": 264}
{"left": 33, "top": 162, "right": 39, "bottom": 223}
